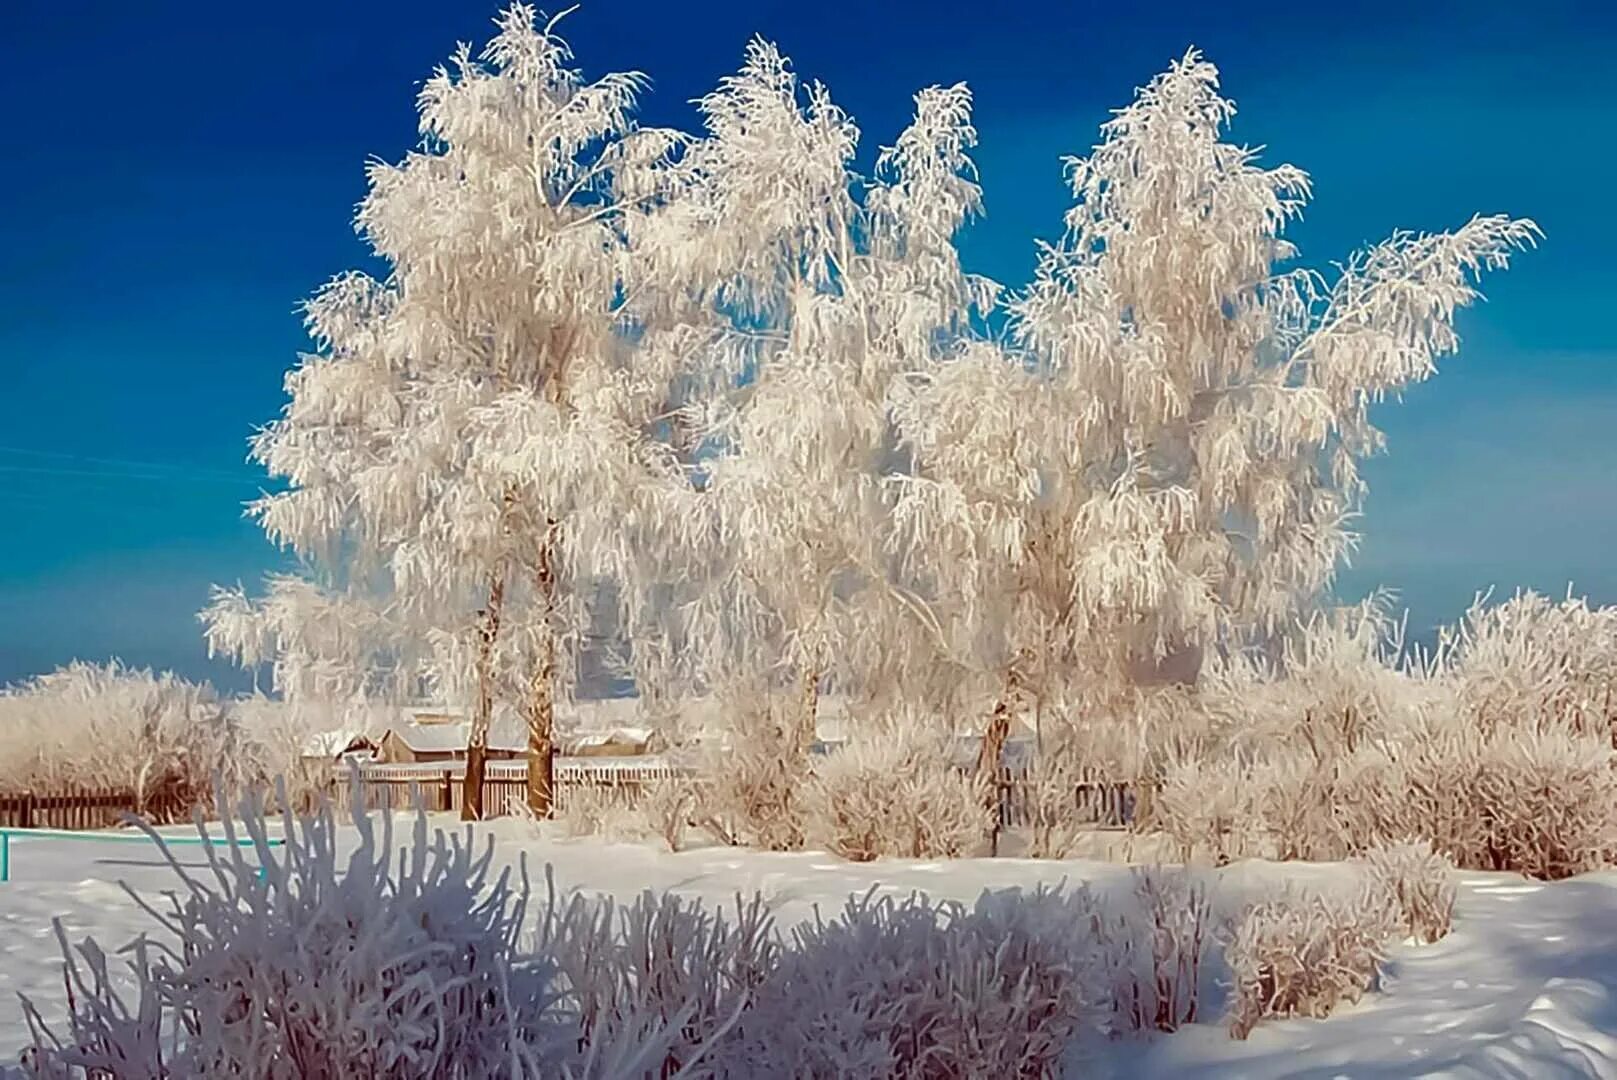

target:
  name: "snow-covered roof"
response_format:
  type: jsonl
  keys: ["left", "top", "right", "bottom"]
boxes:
{"left": 564, "top": 726, "right": 654, "bottom": 750}
{"left": 384, "top": 715, "right": 528, "bottom": 753}
{"left": 300, "top": 729, "right": 378, "bottom": 758}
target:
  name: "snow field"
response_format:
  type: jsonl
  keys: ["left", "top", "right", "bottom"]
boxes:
{"left": 2, "top": 814, "right": 1615, "bottom": 1077}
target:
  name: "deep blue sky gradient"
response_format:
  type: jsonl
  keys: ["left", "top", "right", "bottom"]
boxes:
{"left": 2, "top": 0, "right": 1613, "bottom": 690}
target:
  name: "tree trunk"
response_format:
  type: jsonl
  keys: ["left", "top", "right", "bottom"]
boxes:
{"left": 797, "top": 659, "right": 821, "bottom": 761}
{"left": 463, "top": 573, "right": 506, "bottom": 821}
{"left": 976, "top": 694, "right": 1012, "bottom": 787}
{"left": 526, "top": 538, "right": 557, "bottom": 817}
{"left": 976, "top": 681, "right": 1016, "bottom": 855}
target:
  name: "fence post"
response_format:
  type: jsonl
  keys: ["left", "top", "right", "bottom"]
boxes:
{"left": 441, "top": 771, "right": 453, "bottom": 813}
{"left": 20, "top": 794, "right": 34, "bottom": 831}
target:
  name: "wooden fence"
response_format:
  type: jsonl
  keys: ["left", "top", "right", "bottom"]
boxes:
{"left": 325, "top": 760, "right": 687, "bottom": 818}
{"left": 328, "top": 760, "right": 1144, "bottom": 828}
{"left": 0, "top": 789, "right": 140, "bottom": 831}
{"left": 991, "top": 766, "right": 1141, "bottom": 829}
{"left": 0, "top": 764, "right": 1144, "bottom": 835}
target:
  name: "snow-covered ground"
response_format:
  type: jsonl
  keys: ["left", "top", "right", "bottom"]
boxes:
{"left": 3, "top": 817, "right": 1615, "bottom": 1078}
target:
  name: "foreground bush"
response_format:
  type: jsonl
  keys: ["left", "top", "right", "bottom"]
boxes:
{"left": 718, "top": 884, "right": 1098, "bottom": 1079}
{"left": 18, "top": 792, "right": 1456, "bottom": 1076}
{"left": 1357, "top": 839, "right": 1457, "bottom": 945}
{"left": 1225, "top": 884, "right": 1392, "bottom": 1039}
{"left": 21, "top": 788, "right": 718, "bottom": 1079}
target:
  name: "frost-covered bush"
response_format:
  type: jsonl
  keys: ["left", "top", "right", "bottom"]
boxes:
{"left": 540, "top": 885, "right": 773, "bottom": 1076}
{"left": 20, "top": 786, "right": 709, "bottom": 1078}
{"left": 1357, "top": 839, "right": 1456, "bottom": 945}
{"left": 1225, "top": 884, "right": 1392, "bottom": 1039}
{"left": 0, "top": 662, "right": 259, "bottom": 820}
{"left": 1096, "top": 868, "right": 1217, "bottom": 1034}
{"left": 1016, "top": 743, "right": 1108, "bottom": 859}
{"left": 640, "top": 777, "right": 700, "bottom": 853}
{"left": 543, "top": 776, "right": 700, "bottom": 852}
{"left": 1151, "top": 757, "right": 1254, "bottom": 866}
{"left": 716, "top": 884, "right": 1099, "bottom": 1078}
{"left": 1128, "top": 591, "right": 1617, "bottom": 879}
{"left": 551, "top": 783, "right": 651, "bottom": 843}
{"left": 802, "top": 714, "right": 992, "bottom": 861}
{"left": 1392, "top": 725, "right": 1617, "bottom": 880}
{"left": 691, "top": 700, "right": 809, "bottom": 851}
{"left": 1444, "top": 590, "right": 1617, "bottom": 740}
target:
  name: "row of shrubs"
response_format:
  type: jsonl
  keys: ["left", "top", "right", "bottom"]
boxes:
{"left": 7, "top": 588, "right": 1613, "bottom": 882}
{"left": 562, "top": 590, "right": 1615, "bottom": 882}
{"left": 1141, "top": 591, "right": 1617, "bottom": 880}
{"left": 18, "top": 791, "right": 1457, "bottom": 1078}
{"left": 0, "top": 662, "right": 365, "bottom": 820}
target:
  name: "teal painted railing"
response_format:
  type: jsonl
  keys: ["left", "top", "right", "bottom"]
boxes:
{"left": 0, "top": 827, "right": 286, "bottom": 883}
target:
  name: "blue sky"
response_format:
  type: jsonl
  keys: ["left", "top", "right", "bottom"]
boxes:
{"left": 2, "top": 0, "right": 1613, "bottom": 690}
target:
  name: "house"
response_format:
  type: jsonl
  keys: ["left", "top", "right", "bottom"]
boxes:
{"left": 376, "top": 710, "right": 529, "bottom": 765}
{"left": 371, "top": 711, "right": 523, "bottom": 763}
{"left": 372, "top": 699, "right": 675, "bottom": 764}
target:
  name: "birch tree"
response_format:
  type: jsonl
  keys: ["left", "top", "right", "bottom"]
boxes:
{"left": 892, "top": 49, "right": 1538, "bottom": 780}
{"left": 201, "top": 576, "right": 427, "bottom": 706}
{"left": 661, "top": 43, "right": 995, "bottom": 755}
{"left": 209, "top": 5, "right": 702, "bottom": 818}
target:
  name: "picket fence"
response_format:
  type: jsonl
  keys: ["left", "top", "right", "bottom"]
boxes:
{"left": 0, "top": 762, "right": 1143, "bottom": 833}
{"left": 0, "top": 788, "right": 140, "bottom": 831}
{"left": 324, "top": 759, "right": 687, "bottom": 818}
{"left": 329, "top": 759, "right": 1143, "bottom": 828}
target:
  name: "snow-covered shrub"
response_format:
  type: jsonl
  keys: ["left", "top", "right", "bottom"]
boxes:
{"left": 552, "top": 783, "right": 650, "bottom": 844}
{"left": 639, "top": 777, "right": 699, "bottom": 853}
{"left": 1132, "top": 592, "right": 1617, "bottom": 879}
{"left": 20, "top": 785, "right": 710, "bottom": 1078}
{"left": 0, "top": 662, "right": 258, "bottom": 820}
{"left": 1097, "top": 867, "right": 1217, "bottom": 1034}
{"left": 23, "top": 784, "right": 551, "bottom": 1074}
{"left": 1157, "top": 714, "right": 1617, "bottom": 879}
{"left": 1400, "top": 725, "right": 1617, "bottom": 880}
{"left": 530, "top": 776, "right": 699, "bottom": 852}
{"left": 691, "top": 701, "right": 809, "bottom": 851}
{"left": 718, "top": 884, "right": 1099, "bottom": 1078}
{"left": 1150, "top": 757, "right": 1254, "bottom": 865}
{"left": 1244, "top": 749, "right": 1346, "bottom": 861}
{"left": 1357, "top": 839, "right": 1456, "bottom": 945}
{"left": 540, "top": 884, "right": 772, "bottom": 1077}
{"left": 1444, "top": 590, "right": 1617, "bottom": 740}
{"left": 1016, "top": 743, "right": 1105, "bottom": 859}
{"left": 802, "top": 714, "right": 992, "bottom": 861}
{"left": 231, "top": 696, "right": 393, "bottom": 814}
{"left": 1225, "top": 884, "right": 1392, "bottom": 1040}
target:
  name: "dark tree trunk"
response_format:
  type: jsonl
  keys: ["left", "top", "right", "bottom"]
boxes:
{"left": 798, "top": 660, "right": 821, "bottom": 761}
{"left": 976, "top": 684, "right": 1015, "bottom": 855}
{"left": 526, "top": 538, "right": 557, "bottom": 817}
{"left": 463, "top": 573, "right": 506, "bottom": 821}
{"left": 976, "top": 695, "right": 1012, "bottom": 787}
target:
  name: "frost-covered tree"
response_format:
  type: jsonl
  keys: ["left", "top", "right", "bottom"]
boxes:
{"left": 207, "top": 17, "right": 1540, "bottom": 823}
{"left": 202, "top": 576, "right": 427, "bottom": 706}
{"left": 891, "top": 50, "right": 1537, "bottom": 779}
{"left": 205, "top": 5, "right": 703, "bottom": 818}
{"left": 658, "top": 43, "right": 995, "bottom": 749}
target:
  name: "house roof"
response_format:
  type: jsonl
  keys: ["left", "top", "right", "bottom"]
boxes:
{"left": 384, "top": 715, "right": 528, "bottom": 754}
{"left": 301, "top": 729, "right": 379, "bottom": 758}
